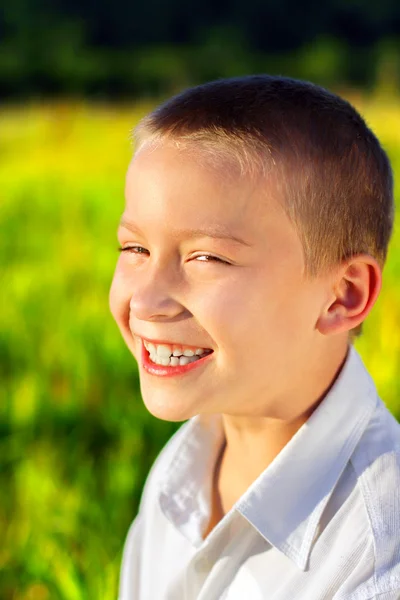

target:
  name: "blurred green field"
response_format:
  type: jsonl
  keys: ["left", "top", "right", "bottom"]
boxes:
{"left": 1, "top": 96, "right": 400, "bottom": 599}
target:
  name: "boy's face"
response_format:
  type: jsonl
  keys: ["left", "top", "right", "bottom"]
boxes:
{"left": 110, "top": 141, "right": 332, "bottom": 421}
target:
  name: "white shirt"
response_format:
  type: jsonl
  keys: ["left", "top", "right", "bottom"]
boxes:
{"left": 119, "top": 347, "right": 400, "bottom": 600}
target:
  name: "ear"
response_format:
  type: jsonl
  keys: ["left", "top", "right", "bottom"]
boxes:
{"left": 316, "top": 255, "right": 382, "bottom": 336}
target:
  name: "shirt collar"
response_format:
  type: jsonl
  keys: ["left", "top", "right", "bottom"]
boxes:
{"left": 159, "top": 412, "right": 225, "bottom": 546}
{"left": 159, "top": 346, "right": 377, "bottom": 568}
{"left": 236, "top": 346, "right": 377, "bottom": 570}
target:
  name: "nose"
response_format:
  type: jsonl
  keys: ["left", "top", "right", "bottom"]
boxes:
{"left": 129, "top": 261, "right": 187, "bottom": 322}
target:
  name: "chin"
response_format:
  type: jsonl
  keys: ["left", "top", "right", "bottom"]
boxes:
{"left": 141, "top": 389, "right": 198, "bottom": 423}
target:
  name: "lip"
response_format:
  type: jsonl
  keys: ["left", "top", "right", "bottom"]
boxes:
{"left": 137, "top": 335, "right": 212, "bottom": 352}
{"left": 140, "top": 338, "right": 214, "bottom": 378}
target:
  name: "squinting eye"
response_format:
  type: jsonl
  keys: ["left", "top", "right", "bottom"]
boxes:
{"left": 192, "top": 254, "right": 229, "bottom": 264}
{"left": 117, "top": 245, "right": 149, "bottom": 254}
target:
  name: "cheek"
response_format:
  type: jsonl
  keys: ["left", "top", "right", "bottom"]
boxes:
{"left": 200, "top": 269, "right": 307, "bottom": 355}
{"left": 109, "top": 268, "right": 130, "bottom": 327}
{"left": 191, "top": 275, "right": 267, "bottom": 347}
{"left": 109, "top": 270, "right": 140, "bottom": 359}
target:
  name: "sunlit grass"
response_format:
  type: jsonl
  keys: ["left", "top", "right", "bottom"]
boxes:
{"left": 1, "top": 94, "right": 399, "bottom": 598}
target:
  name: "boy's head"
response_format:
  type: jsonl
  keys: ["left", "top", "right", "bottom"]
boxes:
{"left": 135, "top": 76, "right": 394, "bottom": 280}
{"left": 110, "top": 76, "right": 394, "bottom": 422}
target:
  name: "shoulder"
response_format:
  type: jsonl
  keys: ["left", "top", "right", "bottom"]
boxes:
{"left": 349, "top": 398, "right": 400, "bottom": 599}
{"left": 138, "top": 418, "right": 194, "bottom": 512}
{"left": 351, "top": 396, "right": 400, "bottom": 501}
{"left": 119, "top": 419, "right": 194, "bottom": 597}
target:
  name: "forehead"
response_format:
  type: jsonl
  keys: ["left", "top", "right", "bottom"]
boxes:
{"left": 123, "top": 140, "right": 301, "bottom": 256}
{"left": 128, "top": 141, "right": 268, "bottom": 213}
{"left": 128, "top": 138, "right": 256, "bottom": 196}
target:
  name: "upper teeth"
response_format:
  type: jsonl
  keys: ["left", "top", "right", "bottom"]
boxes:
{"left": 143, "top": 341, "right": 208, "bottom": 358}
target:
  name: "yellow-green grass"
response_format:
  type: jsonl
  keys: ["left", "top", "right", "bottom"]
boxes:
{"left": 1, "top": 96, "right": 400, "bottom": 599}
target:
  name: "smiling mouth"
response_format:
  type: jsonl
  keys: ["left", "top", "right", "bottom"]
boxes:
{"left": 143, "top": 339, "right": 213, "bottom": 367}
{"left": 137, "top": 337, "right": 214, "bottom": 377}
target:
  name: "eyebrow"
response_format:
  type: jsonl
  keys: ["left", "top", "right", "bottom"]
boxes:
{"left": 118, "top": 218, "right": 252, "bottom": 247}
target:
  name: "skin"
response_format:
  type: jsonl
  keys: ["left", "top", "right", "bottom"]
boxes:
{"left": 109, "top": 139, "right": 382, "bottom": 537}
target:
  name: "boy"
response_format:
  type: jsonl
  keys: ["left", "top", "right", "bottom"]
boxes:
{"left": 109, "top": 76, "right": 400, "bottom": 599}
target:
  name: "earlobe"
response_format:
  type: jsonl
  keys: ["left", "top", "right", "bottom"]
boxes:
{"left": 316, "top": 257, "right": 382, "bottom": 336}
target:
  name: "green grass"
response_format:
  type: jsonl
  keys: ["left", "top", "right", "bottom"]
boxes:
{"left": 1, "top": 97, "right": 400, "bottom": 599}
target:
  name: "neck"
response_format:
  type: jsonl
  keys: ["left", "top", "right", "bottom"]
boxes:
{"left": 217, "top": 342, "right": 349, "bottom": 515}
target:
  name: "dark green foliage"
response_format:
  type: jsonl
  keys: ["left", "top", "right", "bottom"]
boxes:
{"left": 1, "top": 2, "right": 400, "bottom": 97}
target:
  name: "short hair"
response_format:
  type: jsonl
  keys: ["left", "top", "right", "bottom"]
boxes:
{"left": 133, "top": 76, "right": 395, "bottom": 337}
